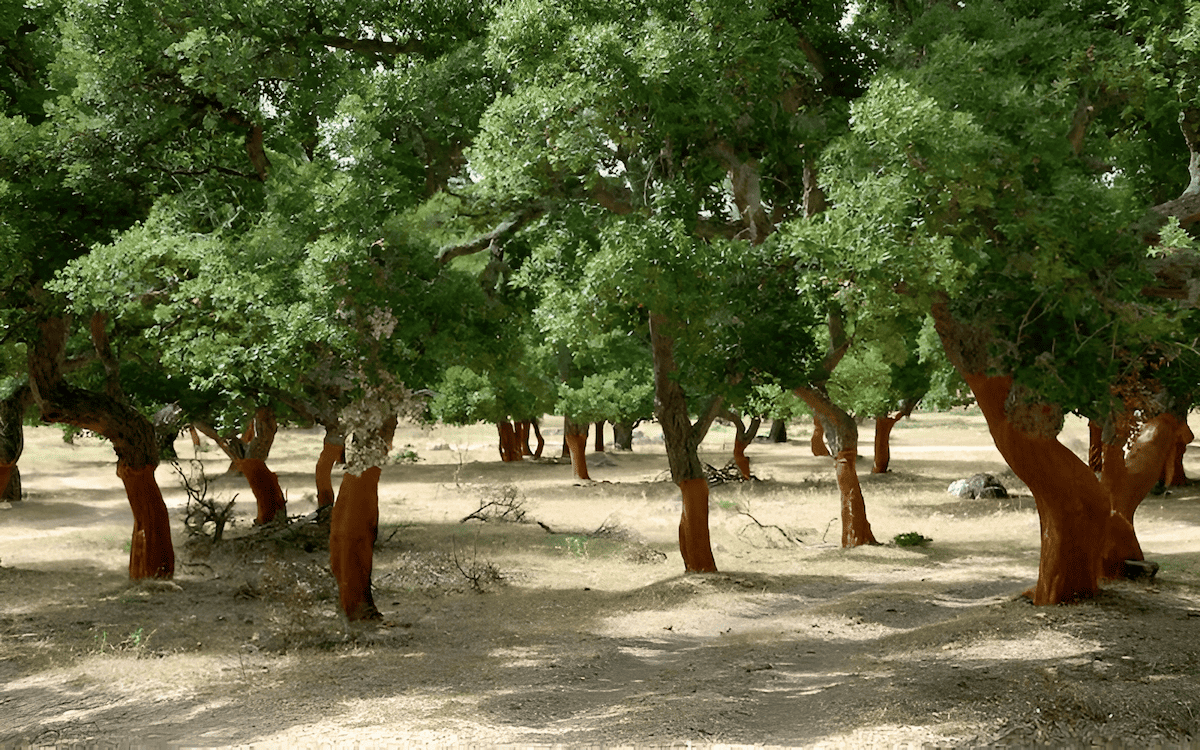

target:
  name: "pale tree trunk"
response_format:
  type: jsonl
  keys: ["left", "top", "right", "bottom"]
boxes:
{"left": 564, "top": 417, "right": 590, "bottom": 480}
{"left": 28, "top": 316, "right": 173, "bottom": 579}
{"left": 796, "top": 387, "right": 877, "bottom": 547}
{"left": 0, "top": 385, "right": 31, "bottom": 502}
{"left": 650, "top": 312, "right": 721, "bottom": 572}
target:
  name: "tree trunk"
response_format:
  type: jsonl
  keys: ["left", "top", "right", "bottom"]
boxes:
{"left": 316, "top": 425, "right": 345, "bottom": 508}
{"left": 612, "top": 421, "right": 635, "bottom": 451}
{"left": 810, "top": 419, "right": 831, "bottom": 457}
{"left": 496, "top": 420, "right": 522, "bottom": 462}
{"left": 119, "top": 464, "right": 175, "bottom": 579}
{"left": 594, "top": 421, "right": 605, "bottom": 452}
{"left": 1160, "top": 419, "right": 1192, "bottom": 487}
{"left": 515, "top": 420, "right": 532, "bottom": 456}
{"left": 0, "top": 385, "right": 30, "bottom": 502}
{"left": 1099, "top": 413, "right": 1194, "bottom": 577}
{"left": 27, "top": 316, "right": 174, "bottom": 579}
{"left": 1088, "top": 420, "right": 1104, "bottom": 473}
{"left": 678, "top": 477, "right": 717, "bottom": 571}
{"left": 531, "top": 417, "right": 545, "bottom": 458}
{"left": 872, "top": 415, "right": 898, "bottom": 474}
{"left": 872, "top": 400, "right": 916, "bottom": 474}
{"left": 965, "top": 372, "right": 1110, "bottom": 604}
{"left": 768, "top": 418, "right": 787, "bottom": 443}
{"left": 329, "top": 466, "right": 382, "bottom": 621}
{"left": 194, "top": 407, "right": 287, "bottom": 524}
{"left": 564, "top": 417, "right": 590, "bottom": 480}
{"left": 796, "top": 387, "right": 877, "bottom": 547}
{"left": 650, "top": 311, "right": 720, "bottom": 573}
{"left": 721, "top": 410, "right": 762, "bottom": 480}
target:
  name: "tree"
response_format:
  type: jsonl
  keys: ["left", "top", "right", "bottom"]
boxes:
{"left": 471, "top": 0, "right": 869, "bottom": 568}
{"left": 821, "top": 0, "right": 1200, "bottom": 602}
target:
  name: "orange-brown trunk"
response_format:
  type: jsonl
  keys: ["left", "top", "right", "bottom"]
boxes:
{"left": 565, "top": 432, "right": 590, "bottom": 480}
{"left": 329, "top": 466, "right": 382, "bottom": 621}
{"left": 1099, "top": 414, "right": 1191, "bottom": 578}
{"left": 678, "top": 477, "right": 717, "bottom": 572}
{"left": 515, "top": 421, "right": 532, "bottom": 456}
{"left": 733, "top": 438, "right": 752, "bottom": 480}
{"left": 811, "top": 420, "right": 831, "bottom": 457}
{"left": 496, "top": 421, "right": 522, "bottom": 462}
{"left": 967, "top": 373, "right": 1107, "bottom": 604}
{"left": 0, "top": 461, "right": 15, "bottom": 502}
{"left": 118, "top": 464, "right": 174, "bottom": 580}
{"left": 238, "top": 457, "right": 287, "bottom": 524}
{"left": 835, "top": 450, "right": 877, "bottom": 546}
{"left": 872, "top": 415, "right": 898, "bottom": 474}
{"left": 1160, "top": 422, "right": 1193, "bottom": 487}
{"left": 315, "top": 440, "right": 343, "bottom": 507}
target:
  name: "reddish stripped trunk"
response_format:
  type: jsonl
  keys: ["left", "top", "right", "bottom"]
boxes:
{"left": 1160, "top": 422, "right": 1193, "bottom": 487}
{"left": 872, "top": 415, "right": 898, "bottom": 474}
{"left": 0, "top": 462, "right": 15, "bottom": 502}
{"left": 240, "top": 458, "right": 287, "bottom": 524}
{"left": 119, "top": 464, "right": 175, "bottom": 579}
{"left": 967, "top": 373, "right": 1112, "bottom": 603}
{"left": 515, "top": 421, "right": 532, "bottom": 456}
{"left": 810, "top": 419, "right": 831, "bottom": 457}
{"left": 733, "top": 438, "right": 752, "bottom": 480}
{"left": 678, "top": 477, "right": 717, "bottom": 572}
{"left": 1099, "top": 414, "right": 1193, "bottom": 577}
{"left": 564, "top": 423, "right": 590, "bottom": 481}
{"left": 29, "top": 316, "right": 174, "bottom": 579}
{"left": 496, "top": 421, "right": 522, "bottom": 462}
{"left": 329, "top": 467, "right": 383, "bottom": 621}
{"left": 315, "top": 436, "right": 344, "bottom": 508}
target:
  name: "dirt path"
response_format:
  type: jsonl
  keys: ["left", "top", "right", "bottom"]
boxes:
{"left": 2, "top": 414, "right": 1199, "bottom": 747}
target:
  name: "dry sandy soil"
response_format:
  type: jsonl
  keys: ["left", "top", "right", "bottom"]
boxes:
{"left": 1, "top": 412, "right": 1199, "bottom": 748}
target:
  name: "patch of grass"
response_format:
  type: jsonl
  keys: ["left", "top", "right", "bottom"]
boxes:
{"left": 92, "top": 626, "right": 155, "bottom": 655}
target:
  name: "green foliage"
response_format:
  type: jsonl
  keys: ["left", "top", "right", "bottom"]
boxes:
{"left": 893, "top": 531, "right": 931, "bottom": 547}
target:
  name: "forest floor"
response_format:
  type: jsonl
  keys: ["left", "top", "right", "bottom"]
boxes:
{"left": 1, "top": 412, "right": 1199, "bottom": 748}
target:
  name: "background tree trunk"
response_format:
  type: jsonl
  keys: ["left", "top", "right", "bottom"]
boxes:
{"left": 564, "top": 417, "right": 590, "bottom": 480}
{"left": 796, "top": 387, "right": 877, "bottom": 547}
{"left": 194, "top": 407, "right": 287, "bottom": 524}
{"left": 0, "top": 385, "right": 30, "bottom": 502}
{"left": 810, "top": 419, "right": 831, "bottom": 457}
{"left": 768, "top": 418, "right": 787, "bottom": 443}
{"left": 593, "top": 421, "right": 605, "bottom": 452}
{"left": 496, "top": 421, "right": 522, "bottom": 462}
{"left": 871, "top": 415, "right": 898, "bottom": 474}
{"left": 1088, "top": 420, "right": 1104, "bottom": 473}
{"left": 650, "top": 312, "right": 720, "bottom": 572}
{"left": 315, "top": 425, "right": 345, "bottom": 508}
{"left": 27, "top": 316, "right": 174, "bottom": 579}
{"left": 612, "top": 421, "right": 635, "bottom": 451}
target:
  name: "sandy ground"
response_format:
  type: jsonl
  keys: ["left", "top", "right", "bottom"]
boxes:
{"left": 1, "top": 412, "right": 1199, "bottom": 748}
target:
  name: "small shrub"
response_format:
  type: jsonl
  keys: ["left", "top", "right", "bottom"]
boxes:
{"left": 894, "top": 531, "right": 932, "bottom": 547}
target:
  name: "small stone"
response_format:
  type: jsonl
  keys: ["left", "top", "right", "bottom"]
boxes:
{"left": 1124, "top": 559, "right": 1160, "bottom": 581}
